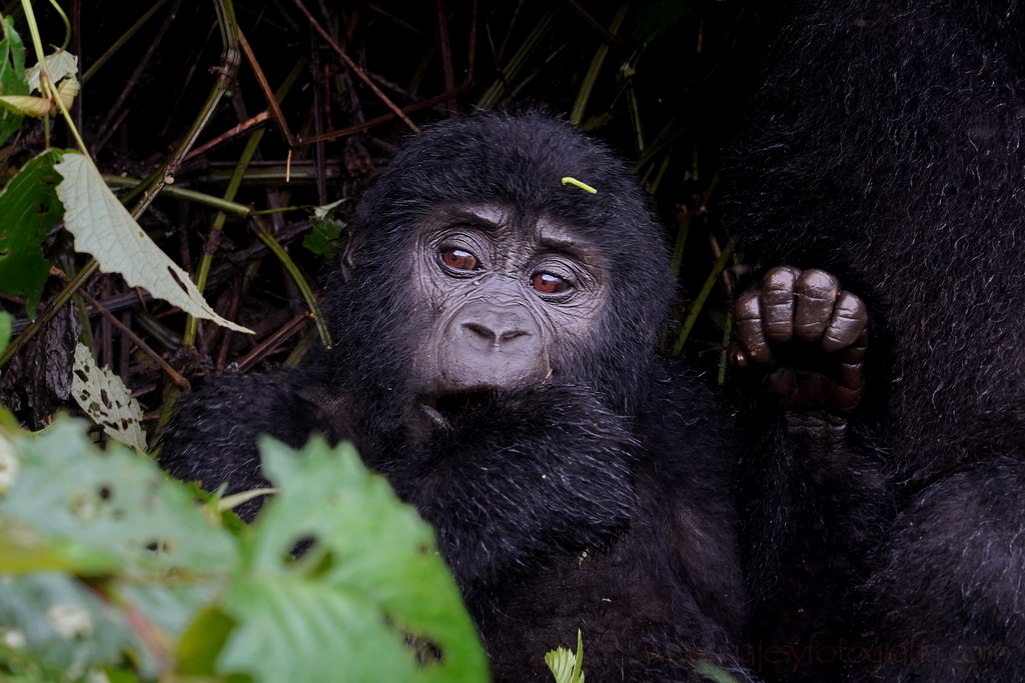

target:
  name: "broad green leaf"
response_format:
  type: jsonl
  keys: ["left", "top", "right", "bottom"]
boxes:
{"left": 0, "top": 150, "right": 62, "bottom": 315}
{"left": 0, "top": 16, "right": 28, "bottom": 144}
{"left": 54, "top": 152, "right": 252, "bottom": 333}
{"left": 0, "top": 573, "right": 137, "bottom": 677}
{"left": 216, "top": 436, "right": 488, "bottom": 683}
{"left": 25, "top": 50, "right": 78, "bottom": 93}
{"left": 0, "top": 420, "right": 237, "bottom": 574}
{"left": 70, "top": 343, "right": 147, "bottom": 452}
{"left": 0, "top": 518, "right": 119, "bottom": 574}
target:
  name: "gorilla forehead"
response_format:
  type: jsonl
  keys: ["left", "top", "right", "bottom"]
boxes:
{"left": 360, "top": 112, "right": 666, "bottom": 258}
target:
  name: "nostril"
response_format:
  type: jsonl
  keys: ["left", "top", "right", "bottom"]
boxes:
{"left": 498, "top": 330, "right": 528, "bottom": 343}
{"left": 463, "top": 322, "right": 496, "bottom": 342}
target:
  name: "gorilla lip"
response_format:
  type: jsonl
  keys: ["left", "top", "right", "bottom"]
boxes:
{"left": 419, "top": 388, "right": 499, "bottom": 430}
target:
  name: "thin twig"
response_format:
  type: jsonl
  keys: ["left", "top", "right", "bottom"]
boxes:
{"left": 292, "top": 0, "right": 419, "bottom": 132}
{"left": 78, "top": 289, "right": 191, "bottom": 391}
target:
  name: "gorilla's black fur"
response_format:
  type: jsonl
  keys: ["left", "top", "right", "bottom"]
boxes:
{"left": 727, "top": 1, "right": 1025, "bottom": 680}
{"left": 162, "top": 112, "right": 755, "bottom": 682}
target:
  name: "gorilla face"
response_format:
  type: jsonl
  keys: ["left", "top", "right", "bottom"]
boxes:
{"left": 409, "top": 202, "right": 607, "bottom": 429}
{"left": 326, "top": 112, "right": 672, "bottom": 439}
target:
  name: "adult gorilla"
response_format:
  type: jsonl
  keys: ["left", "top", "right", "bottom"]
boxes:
{"left": 161, "top": 112, "right": 755, "bottom": 682}
{"left": 728, "top": 1, "right": 1025, "bottom": 681}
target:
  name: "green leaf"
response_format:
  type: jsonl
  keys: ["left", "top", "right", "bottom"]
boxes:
{"left": 545, "top": 629, "right": 585, "bottom": 683}
{"left": 0, "top": 150, "right": 62, "bottom": 316}
{"left": 53, "top": 152, "right": 253, "bottom": 334}
{"left": 0, "top": 310, "right": 12, "bottom": 355}
{"left": 0, "top": 573, "right": 137, "bottom": 676}
{"left": 302, "top": 214, "right": 345, "bottom": 258}
{"left": 0, "top": 518, "right": 119, "bottom": 574}
{"left": 175, "top": 604, "right": 237, "bottom": 676}
{"left": 0, "top": 16, "right": 28, "bottom": 145}
{"left": 0, "top": 420, "right": 237, "bottom": 575}
{"left": 215, "top": 436, "right": 488, "bottom": 683}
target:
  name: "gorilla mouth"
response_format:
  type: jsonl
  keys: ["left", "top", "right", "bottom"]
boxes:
{"left": 420, "top": 389, "right": 497, "bottom": 430}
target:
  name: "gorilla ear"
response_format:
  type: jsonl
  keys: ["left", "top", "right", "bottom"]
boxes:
{"left": 339, "top": 231, "right": 365, "bottom": 281}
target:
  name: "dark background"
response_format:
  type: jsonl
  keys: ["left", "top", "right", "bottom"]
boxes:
{"left": 0, "top": 0, "right": 781, "bottom": 432}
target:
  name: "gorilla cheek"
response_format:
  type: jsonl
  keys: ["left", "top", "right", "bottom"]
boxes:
{"left": 435, "top": 299, "right": 551, "bottom": 392}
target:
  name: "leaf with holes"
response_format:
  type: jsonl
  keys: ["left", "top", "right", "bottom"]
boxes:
{"left": 71, "top": 343, "right": 147, "bottom": 452}
{"left": 53, "top": 152, "right": 252, "bottom": 333}
{"left": 0, "top": 150, "right": 62, "bottom": 316}
{"left": 0, "top": 419, "right": 237, "bottom": 575}
{"left": 212, "top": 436, "right": 488, "bottom": 683}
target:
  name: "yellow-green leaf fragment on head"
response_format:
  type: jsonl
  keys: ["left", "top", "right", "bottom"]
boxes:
{"left": 54, "top": 152, "right": 252, "bottom": 334}
{"left": 560, "top": 177, "right": 597, "bottom": 194}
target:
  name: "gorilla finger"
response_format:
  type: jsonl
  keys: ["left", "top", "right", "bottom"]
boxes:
{"left": 727, "top": 340, "right": 750, "bottom": 369}
{"left": 794, "top": 269, "right": 840, "bottom": 343}
{"left": 840, "top": 328, "right": 869, "bottom": 365}
{"left": 761, "top": 266, "right": 801, "bottom": 344}
{"left": 827, "top": 382, "right": 864, "bottom": 415}
{"left": 822, "top": 291, "right": 869, "bottom": 353}
{"left": 839, "top": 360, "right": 865, "bottom": 393}
{"left": 735, "top": 290, "right": 773, "bottom": 364}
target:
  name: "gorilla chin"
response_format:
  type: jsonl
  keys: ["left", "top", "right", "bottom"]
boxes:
{"left": 160, "top": 111, "right": 756, "bottom": 682}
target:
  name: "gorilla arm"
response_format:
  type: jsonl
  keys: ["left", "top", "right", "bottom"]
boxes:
{"left": 160, "top": 373, "right": 636, "bottom": 600}
{"left": 158, "top": 368, "right": 355, "bottom": 521}
{"left": 364, "top": 384, "right": 638, "bottom": 601}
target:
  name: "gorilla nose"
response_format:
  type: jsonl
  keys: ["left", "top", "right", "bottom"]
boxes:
{"left": 440, "top": 303, "right": 550, "bottom": 389}
{"left": 461, "top": 319, "right": 530, "bottom": 349}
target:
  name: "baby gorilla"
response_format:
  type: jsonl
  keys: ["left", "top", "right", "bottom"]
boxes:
{"left": 161, "top": 112, "right": 754, "bottom": 682}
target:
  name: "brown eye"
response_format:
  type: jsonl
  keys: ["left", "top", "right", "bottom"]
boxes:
{"left": 531, "top": 272, "right": 570, "bottom": 295}
{"left": 440, "top": 248, "right": 479, "bottom": 271}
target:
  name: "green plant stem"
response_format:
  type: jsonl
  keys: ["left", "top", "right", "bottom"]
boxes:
{"left": 181, "top": 52, "right": 304, "bottom": 347}
{"left": 476, "top": 8, "right": 555, "bottom": 109}
{"left": 570, "top": 3, "right": 629, "bottom": 126}
{"left": 250, "top": 216, "right": 331, "bottom": 348}
{"left": 673, "top": 237, "right": 735, "bottom": 355}
{"left": 133, "top": 0, "right": 240, "bottom": 215}
{"left": 718, "top": 307, "right": 733, "bottom": 386}
{"left": 20, "top": 0, "right": 86, "bottom": 152}
{"left": 182, "top": 128, "right": 264, "bottom": 347}
{"left": 102, "top": 176, "right": 252, "bottom": 216}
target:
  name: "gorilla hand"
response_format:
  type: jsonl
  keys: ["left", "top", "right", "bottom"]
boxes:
{"left": 732, "top": 266, "right": 868, "bottom": 415}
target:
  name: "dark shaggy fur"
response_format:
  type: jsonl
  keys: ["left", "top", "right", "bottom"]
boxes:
{"left": 726, "top": 1, "right": 1025, "bottom": 681}
{"left": 162, "top": 113, "right": 756, "bottom": 682}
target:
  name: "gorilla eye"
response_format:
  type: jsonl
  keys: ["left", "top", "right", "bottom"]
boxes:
{"left": 531, "top": 272, "right": 571, "bottom": 295}
{"left": 440, "top": 247, "right": 480, "bottom": 272}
